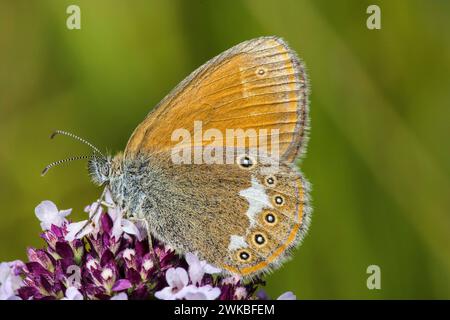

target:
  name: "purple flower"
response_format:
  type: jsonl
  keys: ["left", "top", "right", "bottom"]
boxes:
{"left": 1, "top": 196, "right": 296, "bottom": 300}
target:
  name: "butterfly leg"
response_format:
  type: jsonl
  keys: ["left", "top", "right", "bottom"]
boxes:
{"left": 101, "top": 201, "right": 115, "bottom": 208}
{"left": 75, "top": 187, "right": 107, "bottom": 238}
{"left": 127, "top": 217, "right": 162, "bottom": 274}
{"left": 142, "top": 218, "right": 162, "bottom": 273}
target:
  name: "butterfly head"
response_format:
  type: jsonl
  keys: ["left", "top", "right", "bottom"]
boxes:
{"left": 88, "top": 155, "right": 112, "bottom": 186}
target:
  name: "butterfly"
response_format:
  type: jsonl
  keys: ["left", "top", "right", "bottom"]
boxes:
{"left": 43, "top": 36, "right": 311, "bottom": 278}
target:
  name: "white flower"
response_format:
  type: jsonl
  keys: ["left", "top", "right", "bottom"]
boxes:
{"left": 110, "top": 292, "right": 128, "bottom": 300}
{"left": 221, "top": 275, "right": 241, "bottom": 285}
{"left": 67, "top": 190, "right": 111, "bottom": 242}
{"left": 0, "top": 261, "right": 23, "bottom": 300}
{"left": 66, "top": 200, "right": 104, "bottom": 242}
{"left": 62, "top": 286, "right": 83, "bottom": 300}
{"left": 35, "top": 201, "right": 71, "bottom": 231}
{"left": 234, "top": 287, "right": 247, "bottom": 300}
{"left": 123, "top": 249, "right": 135, "bottom": 261}
{"left": 65, "top": 189, "right": 144, "bottom": 241}
{"left": 185, "top": 252, "right": 221, "bottom": 286}
{"left": 66, "top": 196, "right": 142, "bottom": 242}
{"left": 142, "top": 259, "right": 153, "bottom": 271}
{"left": 154, "top": 267, "right": 191, "bottom": 300}
{"left": 101, "top": 268, "right": 113, "bottom": 281}
{"left": 111, "top": 214, "right": 143, "bottom": 241}
{"left": 84, "top": 201, "right": 103, "bottom": 226}
{"left": 86, "top": 258, "right": 100, "bottom": 271}
{"left": 103, "top": 190, "right": 143, "bottom": 240}
{"left": 184, "top": 285, "right": 221, "bottom": 300}
{"left": 65, "top": 220, "right": 94, "bottom": 241}
{"left": 104, "top": 189, "right": 120, "bottom": 221}
{"left": 277, "top": 291, "right": 296, "bottom": 300}
{"left": 155, "top": 256, "right": 223, "bottom": 301}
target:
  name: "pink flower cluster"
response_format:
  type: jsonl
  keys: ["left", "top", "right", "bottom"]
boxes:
{"left": 0, "top": 194, "right": 296, "bottom": 300}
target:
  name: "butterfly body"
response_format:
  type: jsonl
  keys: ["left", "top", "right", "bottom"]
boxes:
{"left": 84, "top": 36, "right": 311, "bottom": 278}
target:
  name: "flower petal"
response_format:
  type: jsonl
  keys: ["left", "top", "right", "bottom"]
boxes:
{"left": 277, "top": 291, "right": 296, "bottom": 300}
{"left": 256, "top": 289, "right": 269, "bottom": 300}
{"left": 184, "top": 291, "right": 207, "bottom": 300}
{"left": 186, "top": 253, "right": 203, "bottom": 286}
{"left": 199, "top": 285, "right": 221, "bottom": 300}
{"left": 121, "top": 219, "right": 141, "bottom": 238}
{"left": 0, "top": 262, "right": 23, "bottom": 300}
{"left": 55, "top": 242, "right": 74, "bottom": 260}
{"left": 59, "top": 209, "right": 72, "bottom": 218}
{"left": 203, "top": 263, "right": 222, "bottom": 274}
{"left": 35, "top": 201, "right": 58, "bottom": 221}
{"left": 110, "top": 292, "right": 128, "bottom": 300}
{"left": 63, "top": 287, "right": 83, "bottom": 300}
{"left": 234, "top": 287, "right": 247, "bottom": 300}
{"left": 166, "top": 268, "right": 189, "bottom": 289}
{"left": 183, "top": 285, "right": 221, "bottom": 300}
{"left": 154, "top": 287, "right": 176, "bottom": 300}
{"left": 35, "top": 201, "right": 69, "bottom": 230}
{"left": 185, "top": 252, "right": 221, "bottom": 285}
{"left": 111, "top": 215, "right": 123, "bottom": 240}
{"left": 89, "top": 204, "right": 103, "bottom": 226}
{"left": 185, "top": 252, "right": 199, "bottom": 267}
{"left": 112, "top": 279, "right": 132, "bottom": 292}
{"left": 65, "top": 221, "right": 93, "bottom": 241}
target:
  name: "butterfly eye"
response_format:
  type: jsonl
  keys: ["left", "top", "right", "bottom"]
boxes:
{"left": 264, "top": 213, "right": 277, "bottom": 225}
{"left": 238, "top": 250, "right": 251, "bottom": 262}
{"left": 102, "top": 165, "right": 109, "bottom": 176}
{"left": 265, "top": 175, "right": 277, "bottom": 187}
{"left": 273, "top": 195, "right": 284, "bottom": 206}
{"left": 238, "top": 155, "right": 255, "bottom": 169}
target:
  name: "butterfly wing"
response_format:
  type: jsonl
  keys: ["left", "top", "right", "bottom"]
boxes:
{"left": 216, "top": 157, "right": 311, "bottom": 277}
{"left": 125, "top": 36, "right": 309, "bottom": 163}
{"left": 122, "top": 36, "right": 312, "bottom": 278}
{"left": 139, "top": 151, "right": 311, "bottom": 278}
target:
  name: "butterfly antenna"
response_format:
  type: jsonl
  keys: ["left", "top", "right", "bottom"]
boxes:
{"left": 51, "top": 130, "right": 104, "bottom": 157}
{"left": 41, "top": 155, "right": 92, "bottom": 176}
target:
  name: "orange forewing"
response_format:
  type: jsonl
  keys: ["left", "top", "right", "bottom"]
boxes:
{"left": 125, "top": 37, "right": 309, "bottom": 163}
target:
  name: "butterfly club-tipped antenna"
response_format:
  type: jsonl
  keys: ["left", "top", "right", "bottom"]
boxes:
{"left": 41, "top": 155, "right": 92, "bottom": 176}
{"left": 41, "top": 130, "right": 105, "bottom": 176}
{"left": 50, "top": 130, "right": 105, "bottom": 157}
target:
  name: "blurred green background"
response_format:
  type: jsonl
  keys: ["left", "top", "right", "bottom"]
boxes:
{"left": 1, "top": 0, "right": 449, "bottom": 299}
